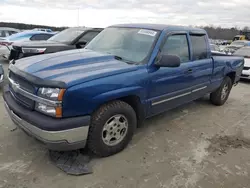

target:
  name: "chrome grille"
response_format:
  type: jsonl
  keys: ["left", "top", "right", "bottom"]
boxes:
{"left": 9, "top": 71, "right": 35, "bottom": 109}
{"left": 9, "top": 71, "right": 35, "bottom": 93}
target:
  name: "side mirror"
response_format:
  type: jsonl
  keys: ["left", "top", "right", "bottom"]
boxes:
{"left": 155, "top": 54, "right": 181, "bottom": 67}
{"left": 76, "top": 41, "right": 87, "bottom": 48}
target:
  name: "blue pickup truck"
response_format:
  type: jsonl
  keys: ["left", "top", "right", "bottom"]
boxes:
{"left": 3, "top": 24, "right": 244, "bottom": 157}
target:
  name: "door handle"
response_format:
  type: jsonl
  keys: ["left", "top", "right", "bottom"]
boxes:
{"left": 185, "top": 69, "right": 193, "bottom": 74}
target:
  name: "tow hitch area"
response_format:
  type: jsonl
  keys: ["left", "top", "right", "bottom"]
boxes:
{"left": 49, "top": 150, "right": 93, "bottom": 176}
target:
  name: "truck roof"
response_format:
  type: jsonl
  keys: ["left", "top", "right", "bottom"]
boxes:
{"left": 110, "top": 23, "right": 206, "bottom": 33}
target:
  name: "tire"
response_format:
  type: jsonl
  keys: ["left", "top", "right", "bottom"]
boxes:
{"left": 87, "top": 100, "right": 137, "bottom": 157}
{"left": 210, "top": 76, "right": 232, "bottom": 106}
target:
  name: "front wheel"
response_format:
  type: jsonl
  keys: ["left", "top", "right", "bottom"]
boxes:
{"left": 87, "top": 100, "right": 137, "bottom": 157}
{"left": 210, "top": 76, "right": 232, "bottom": 106}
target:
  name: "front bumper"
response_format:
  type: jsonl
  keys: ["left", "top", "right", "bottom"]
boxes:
{"left": 0, "top": 66, "right": 4, "bottom": 84}
{"left": 0, "top": 46, "right": 10, "bottom": 59}
{"left": 0, "top": 74, "right": 4, "bottom": 84}
{"left": 3, "top": 88, "right": 91, "bottom": 151}
{"left": 241, "top": 69, "right": 250, "bottom": 80}
{"left": 9, "top": 48, "right": 39, "bottom": 60}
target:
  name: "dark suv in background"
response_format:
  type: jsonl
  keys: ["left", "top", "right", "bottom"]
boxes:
{"left": 9, "top": 27, "right": 103, "bottom": 60}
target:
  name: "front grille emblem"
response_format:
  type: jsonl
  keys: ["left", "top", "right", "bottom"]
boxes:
{"left": 9, "top": 77, "right": 20, "bottom": 92}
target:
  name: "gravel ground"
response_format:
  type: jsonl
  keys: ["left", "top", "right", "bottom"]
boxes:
{"left": 0, "top": 58, "right": 250, "bottom": 188}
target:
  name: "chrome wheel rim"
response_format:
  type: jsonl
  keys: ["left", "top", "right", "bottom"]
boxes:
{"left": 101, "top": 114, "right": 128, "bottom": 146}
{"left": 221, "top": 83, "right": 229, "bottom": 100}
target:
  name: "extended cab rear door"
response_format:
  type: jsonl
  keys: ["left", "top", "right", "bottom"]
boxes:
{"left": 188, "top": 33, "right": 213, "bottom": 98}
{"left": 148, "top": 31, "right": 213, "bottom": 116}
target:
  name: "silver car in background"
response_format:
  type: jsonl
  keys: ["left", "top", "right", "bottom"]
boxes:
{"left": 210, "top": 44, "right": 226, "bottom": 54}
{"left": 224, "top": 40, "right": 250, "bottom": 54}
{"left": 0, "top": 27, "right": 20, "bottom": 38}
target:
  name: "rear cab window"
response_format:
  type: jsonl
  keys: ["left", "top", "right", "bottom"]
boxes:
{"left": 190, "top": 34, "right": 208, "bottom": 60}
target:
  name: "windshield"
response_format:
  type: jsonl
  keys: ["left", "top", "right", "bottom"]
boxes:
{"left": 233, "top": 47, "right": 250, "bottom": 56}
{"left": 48, "top": 28, "right": 85, "bottom": 43}
{"left": 85, "top": 27, "right": 159, "bottom": 63}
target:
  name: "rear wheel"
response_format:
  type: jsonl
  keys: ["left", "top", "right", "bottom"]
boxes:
{"left": 88, "top": 100, "right": 137, "bottom": 157}
{"left": 210, "top": 76, "right": 232, "bottom": 106}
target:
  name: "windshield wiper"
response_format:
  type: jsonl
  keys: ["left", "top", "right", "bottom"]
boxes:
{"left": 114, "top": 55, "right": 134, "bottom": 64}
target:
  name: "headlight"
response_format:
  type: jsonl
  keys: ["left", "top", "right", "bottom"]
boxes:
{"left": 35, "top": 103, "right": 60, "bottom": 117}
{"left": 35, "top": 87, "right": 65, "bottom": 117}
{"left": 37, "top": 88, "right": 63, "bottom": 101}
{"left": 22, "top": 48, "right": 46, "bottom": 54}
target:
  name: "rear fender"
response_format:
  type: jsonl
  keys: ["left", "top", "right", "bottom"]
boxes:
{"left": 223, "top": 58, "right": 244, "bottom": 84}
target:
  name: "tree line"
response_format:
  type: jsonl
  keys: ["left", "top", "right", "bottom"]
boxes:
{"left": 200, "top": 25, "right": 249, "bottom": 40}
{"left": 1, "top": 22, "right": 249, "bottom": 40}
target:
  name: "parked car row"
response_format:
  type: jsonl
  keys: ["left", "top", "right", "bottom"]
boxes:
{"left": 0, "top": 27, "right": 103, "bottom": 60}
{"left": 210, "top": 40, "right": 250, "bottom": 54}
{"left": 210, "top": 40, "right": 250, "bottom": 79}
{"left": 223, "top": 40, "right": 250, "bottom": 54}
{"left": 0, "top": 30, "right": 55, "bottom": 59}
{"left": 32, "top": 28, "right": 53, "bottom": 32}
{"left": 8, "top": 27, "right": 102, "bottom": 60}
{"left": 210, "top": 44, "right": 226, "bottom": 54}
{"left": 210, "top": 39, "right": 232, "bottom": 46}
{"left": 2, "top": 23, "right": 244, "bottom": 157}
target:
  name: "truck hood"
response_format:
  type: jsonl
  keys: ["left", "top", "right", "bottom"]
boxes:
{"left": 14, "top": 49, "right": 139, "bottom": 87}
{"left": 13, "top": 40, "right": 68, "bottom": 48}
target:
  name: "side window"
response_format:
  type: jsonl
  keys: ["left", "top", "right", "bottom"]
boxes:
{"left": 190, "top": 35, "right": 208, "bottom": 60}
{"left": 42, "top": 34, "right": 53, "bottom": 40}
{"left": 5, "top": 31, "right": 10, "bottom": 37}
{"left": 162, "top": 34, "right": 190, "bottom": 62}
{"left": 9, "top": 31, "right": 18, "bottom": 35}
{"left": 30, "top": 34, "right": 52, "bottom": 41}
{"left": 0, "top": 31, "right": 6, "bottom": 37}
{"left": 30, "top": 34, "right": 39, "bottom": 41}
{"left": 79, "top": 31, "right": 99, "bottom": 43}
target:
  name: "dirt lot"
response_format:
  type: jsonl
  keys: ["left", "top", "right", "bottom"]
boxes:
{"left": 0, "top": 58, "right": 250, "bottom": 188}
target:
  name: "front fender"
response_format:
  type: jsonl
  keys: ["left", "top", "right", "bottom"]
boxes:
{"left": 92, "top": 86, "right": 145, "bottom": 102}
{"left": 62, "top": 67, "right": 148, "bottom": 118}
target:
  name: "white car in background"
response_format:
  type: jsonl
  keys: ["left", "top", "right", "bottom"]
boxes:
{"left": 233, "top": 47, "right": 250, "bottom": 80}
{"left": 0, "top": 27, "right": 20, "bottom": 38}
{"left": 210, "top": 44, "right": 226, "bottom": 54}
{"left": 0, "top": 30, "right": 54, "bottom": 60}
{"left": 223, "top": 40, "right": 250, "bottom": 54}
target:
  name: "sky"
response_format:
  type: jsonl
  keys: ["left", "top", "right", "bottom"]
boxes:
{"left": 1, "top": 0, "right": 250, "bottom": 28}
